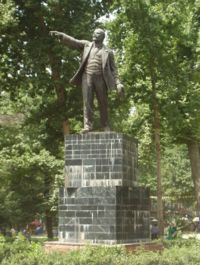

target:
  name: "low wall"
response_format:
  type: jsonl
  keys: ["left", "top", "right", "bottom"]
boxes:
{"left": 44, "top": 241, "right": 164, "bottom": 253}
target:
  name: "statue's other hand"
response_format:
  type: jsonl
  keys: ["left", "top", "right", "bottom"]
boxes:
{"left": 117, "top": 83, "right": 125, "bottom": 99}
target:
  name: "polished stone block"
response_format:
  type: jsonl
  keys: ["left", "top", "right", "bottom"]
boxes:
{"left": 64, "top": 132, "right": 138, "bottom": 187}
{"left": 58, "top": 186, "right": 150, "bottom": 244}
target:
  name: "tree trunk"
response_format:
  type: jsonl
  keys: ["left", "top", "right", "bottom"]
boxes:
{"left": 153, "top": 100, "right": 164, "bottom": 235}
{"left": 63, "top": 120, "right": 70, "bottom": 136}
{"left": 150, "top": 60, "right": 164, "bottom": 235}
{"left": 187, "top": 140, "right": 200, "bottom": 213}
{"left": 45, "top": 210, "right": 54, "bottom": 239}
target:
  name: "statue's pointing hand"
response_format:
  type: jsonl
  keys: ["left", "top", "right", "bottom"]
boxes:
{"left": 49, "top": 31, "right": 62, "bottom": 38}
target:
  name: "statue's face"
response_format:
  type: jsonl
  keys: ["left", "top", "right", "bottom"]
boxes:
{"left": 92, "top": 29, "right": 105, "bottom": 43}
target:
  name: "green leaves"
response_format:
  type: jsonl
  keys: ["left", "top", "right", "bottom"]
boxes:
{"left": 0, "top": 124, "right": 63, "bottom": 226}
{"left": 0, "top": 0, "right": 112, "bottom": 230}
{"left": 109, "top": 0, "right": 200, "bottom": 208}
{"left": 0, "top": 0, "right": 16, "bottom": 29}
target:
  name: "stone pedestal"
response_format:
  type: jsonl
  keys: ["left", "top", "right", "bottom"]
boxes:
{"left": 64, "top": 132, "right": 138, "bottom": 187}
{"left": 59, "top": 132, "right": 150, "bottom": 244}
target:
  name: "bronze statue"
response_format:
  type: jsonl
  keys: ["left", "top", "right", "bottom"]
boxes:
{"left": 50, "top": 28, "right": 123, "bottom": 133}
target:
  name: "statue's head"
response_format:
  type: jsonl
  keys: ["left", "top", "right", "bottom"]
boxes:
{"left": 92, "top": 28, "right": 105, "bottom": 43}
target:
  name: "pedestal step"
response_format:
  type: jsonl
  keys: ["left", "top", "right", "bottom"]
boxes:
{"left": 59, "top": 186, "right": 150, "bottom": 244}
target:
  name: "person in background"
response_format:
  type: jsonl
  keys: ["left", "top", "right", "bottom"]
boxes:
{"left": 192, "top": 216, "right": 200, "bottom": 232}
{"left": 151, "top": 219, "right": 159, "bottom": 240}
{"left": 166, "top": 222, "right": 177, "bottom": 240}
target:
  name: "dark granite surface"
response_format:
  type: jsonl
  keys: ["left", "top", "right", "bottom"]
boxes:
{"left": 65, "top": 132, "right": 138, "bottom": 187}
{"left": 59, "top": 186, "right": 150, "bottom": 243}
{"left": 59, "top": 132, "right": 150, "bottom": 244}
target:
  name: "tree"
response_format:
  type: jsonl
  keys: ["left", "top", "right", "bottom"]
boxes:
{"left": 162, "top": 0, "right": 200, "bottom": 212}
{"left": 108, "top": 0, "right": 169, "bottom": 233}
{"left": 109, "top": 0, "right": 200, "bottom": 229}
{"left": 0, "top": 0, "right": 111, "bottom": 237}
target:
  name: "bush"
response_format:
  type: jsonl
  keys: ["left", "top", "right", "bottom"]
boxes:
{"left": 0, "top": 235, "right": 200, "bottom": 265}
{"left": 162, "top": 237, "right": 200, "bottom": 249}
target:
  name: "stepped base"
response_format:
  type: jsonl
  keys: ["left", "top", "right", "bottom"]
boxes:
{"left": 59, "top": 186, "right": 150, "bottom": 244}
{"left": 60, "top": 132, "right": 150, "bottom": 244}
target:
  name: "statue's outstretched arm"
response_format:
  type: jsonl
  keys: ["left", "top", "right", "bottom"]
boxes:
{"left": 50, "top": 31, "right": 87, "bottom": 50}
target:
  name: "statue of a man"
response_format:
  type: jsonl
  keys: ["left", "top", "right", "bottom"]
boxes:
{"left": 50, "top": 28, "right": 123, "bottom": 133}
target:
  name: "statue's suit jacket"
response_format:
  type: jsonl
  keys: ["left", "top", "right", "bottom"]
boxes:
{"left": 61, "top": 34, "right": 120, "bottom": 90}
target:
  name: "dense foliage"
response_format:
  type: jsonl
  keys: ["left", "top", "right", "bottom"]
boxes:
{"left": 0, "top": 0, "right": 111, "bottom": 236}
{"left": 0, "top": 234, "right": 200, "bottom": 265}
{"left": 108, "top": 0, "right": 200, "bottom": 212}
